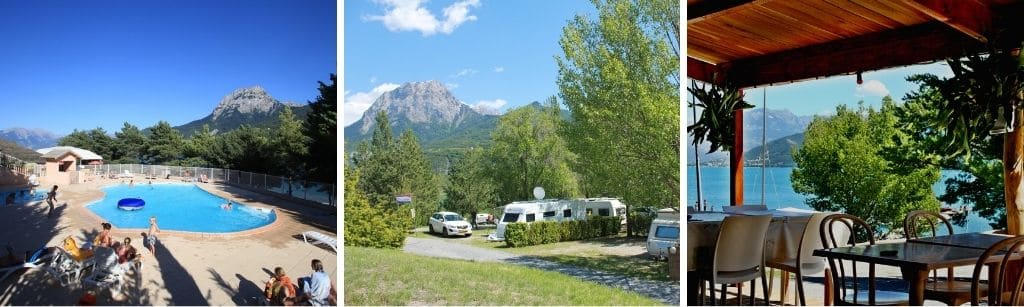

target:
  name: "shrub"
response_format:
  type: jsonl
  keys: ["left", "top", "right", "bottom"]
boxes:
{"left": 628, "top": 213, "right": 653, "bottom": 237}
{"left": 344, "top": 169, "right": 406, "bottom": 249}
{"left": 505, "top": 217, "right": 623, "bottom": 248}
{"left": 505, "top": 223, "right": 529, "bottom": 247}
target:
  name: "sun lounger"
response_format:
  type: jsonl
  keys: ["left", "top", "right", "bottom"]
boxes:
{"left": 43, "top": 237, "right": 96, "bottom": 287}
{"left": 82, "top": 247, "right": 124, "bottom": 298}
{"left": 118, "top": 170, "right": 134, "bottom": 179}
{"left": 0, "top": 246, "right": 52, "bottom": 283}
{"left": 301, "top": 231, "right": 337, "bottom": 253}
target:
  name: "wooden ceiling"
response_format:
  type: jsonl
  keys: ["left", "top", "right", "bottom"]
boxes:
{"left": 687, "top": 0, "right": 1020, "bottom": 88}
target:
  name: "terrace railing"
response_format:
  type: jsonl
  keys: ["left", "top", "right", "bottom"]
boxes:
{"left": 80, "top": 164, "right": 336, "bottom": 207}
{"left": 0, "top": 151, "right": 29, "bottom": 175}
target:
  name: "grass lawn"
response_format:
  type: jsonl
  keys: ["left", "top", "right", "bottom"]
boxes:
{"left": 344, "top": 246, "right": 665, "bottom": 306}
{"left": 409, "top": 227, "right": 672, "bottom": 282}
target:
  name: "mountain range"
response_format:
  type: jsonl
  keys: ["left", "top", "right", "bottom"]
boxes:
{"left": 344, "top": 80, "right": 500, "bottom": 153}
{"left": 687, "top": 108, "right": 814, "bottom": 166}
{"left": 0, "top": 128, "right": 60, "bottom": 150}
{"left": 174, "top": 86, "right": 309, "bottom": 136}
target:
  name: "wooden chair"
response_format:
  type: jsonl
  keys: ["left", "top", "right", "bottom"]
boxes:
{"left": 766, "top": 212, "right": 829, "bottom": 305}
{"left": 970, "top": 236, "right": 1024, "bottom": 306}
{"left": 820, "top": 214, "right": 909, "bottom": 305}
{"left": 903, "top": 210, "right": 978, "bottom": 306}
{"left": 696, "top": 215, "right": 772, "bottom": 305}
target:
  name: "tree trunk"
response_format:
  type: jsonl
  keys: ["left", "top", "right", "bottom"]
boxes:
{"left": 1004, "top": 107, "right": 1024, "bottom": 235}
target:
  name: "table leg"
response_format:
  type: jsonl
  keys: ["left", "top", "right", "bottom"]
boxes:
{"left": 780, "top": 270, "right": 789, "bottom": 304}
{"left": 900, "top": 267, "right": 928, "bottom": 305}
{"left": 687, "top": 271, "right": 700, "bottom": 305}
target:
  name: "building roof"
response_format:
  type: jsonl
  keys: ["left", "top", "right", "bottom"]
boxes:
{"left": 36, "top": 146, "right": 103, "bottom": 161}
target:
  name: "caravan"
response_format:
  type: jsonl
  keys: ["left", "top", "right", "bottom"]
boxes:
{"left": 646, "top": 208, "right": 680, "bottom": 259}
{"left": 486, "top": 198, "right": 626, "bottom": 241}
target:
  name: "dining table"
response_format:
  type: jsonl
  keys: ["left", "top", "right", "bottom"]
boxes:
{"left": 813, "top": 232, "right": 1013, "bottom": 305}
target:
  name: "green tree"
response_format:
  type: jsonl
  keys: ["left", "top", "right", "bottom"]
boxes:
{"left": 443, "top": 147, "right": 498, "bottom": 228}
{"left": 271, "top": 107, "right": 309, "bottom": 180}
{"left": 489, "top": 103, "right": 580, "bottom": 204}
{"left": 86, "top": 128, "right": 115, "bottom": 161}
{"left": 344, "top": 166, "right": 406, "bottom": 249}
{"left": 216, "top": 125, "right": 272, "bottom": 173}
{"left": 303, "top": 74, "right": 337, "bottom": 184}
{"left": 182, "top": 124, "right": 216, "bottom": 166}
{"left": 58, "top": 129, "right": 94, "bottom": 151}
{"left": 146, "top": 121, "right": 184, "bottom": 164}
{"left": 893, "top": 74, "right": 1009, "bottom": 229}
{"left": 556, "top": 0, "right": 680, "bottom": 221}
{"left": 394, "top": 129, "right": 442, "bottom": 226}
{"left": 792, "top": 100, "right": 941, "bottom": 238}
{"left": 354, "top": 111, "right": 402, "bottom": 205}
{"left": 113, "top": 123, "right": 148, "bottom": 164}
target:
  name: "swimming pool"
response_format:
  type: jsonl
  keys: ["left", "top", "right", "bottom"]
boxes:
{"left": 1, "top": 188, "right": 48, "bottom": 205}
{"left": 86, "top": 183, "right": 276, "bottom": 233}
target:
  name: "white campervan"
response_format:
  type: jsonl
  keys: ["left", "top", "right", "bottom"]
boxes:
{"left": 486, "top": 198, "right": 627, "bottom": 241}
{"left": 647, "top": 208, "right": 681, "bottom": 259}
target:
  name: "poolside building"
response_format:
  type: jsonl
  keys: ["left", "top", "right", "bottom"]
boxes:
{"left": 35, "top": 146, "right": 103, "bottom": 185}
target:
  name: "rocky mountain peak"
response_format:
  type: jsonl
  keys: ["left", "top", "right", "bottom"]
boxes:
{"left": 211, "top": 86, "right": 282, "bottom": 120}
{"left": 357, "top": 80, "right": 477, "bottom": 134}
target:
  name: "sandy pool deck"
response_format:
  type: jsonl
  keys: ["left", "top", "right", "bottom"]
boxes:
{"left": 0, "top": 178, "right": 337, "bottom": 305}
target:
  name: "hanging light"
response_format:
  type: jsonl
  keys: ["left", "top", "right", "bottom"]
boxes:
{"left": 856, "top": 71, "right": 863, "bottom": 85}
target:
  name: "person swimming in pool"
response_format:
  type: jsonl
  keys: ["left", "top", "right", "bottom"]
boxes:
{"left": 129, "top": 180, "right": 134, "bottom": 188}
{"left": 222, "top": 201, "right": 233, "bottom": 210}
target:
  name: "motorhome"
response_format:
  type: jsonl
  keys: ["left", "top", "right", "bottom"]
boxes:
{"left": 647, "top": 208, "right": 680, "bottom": 259}
{"left": 487, "top": 198, "right": 627, "bottom": 241}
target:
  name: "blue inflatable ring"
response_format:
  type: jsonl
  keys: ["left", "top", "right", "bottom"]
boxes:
{"left": 117, "top": 198, "right": 145, "bottom": 211}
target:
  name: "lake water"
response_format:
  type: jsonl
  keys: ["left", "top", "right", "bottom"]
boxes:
{"left": 686, "top": 166, "right": 994, "bottom": 233}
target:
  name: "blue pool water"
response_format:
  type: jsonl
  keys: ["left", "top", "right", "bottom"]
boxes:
{"left": 86, "top": 183, "right": 275, "bottom": 233}
{"left": 1, "top": 188, "right": 49, "bottom": 205}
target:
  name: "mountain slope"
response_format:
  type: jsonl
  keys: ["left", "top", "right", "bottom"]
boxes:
{"left": 743, "top": 133, "right": 804, "bottom": 166}
{"left": 344, "top": 80, "right": 499, "bottom": 150}
{"left": 0, "top": 139, "right": 43, "bottom": 162}
{"left": 175, "top": 86, "right": 309, "bottom": 136}
{"left": 686, "top": 108, "right": 812, "bottom": 166}
{"left": 0, "top": 128, "right": 60, "bottom": 150}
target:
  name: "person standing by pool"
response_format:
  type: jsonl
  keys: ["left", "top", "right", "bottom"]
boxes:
{"left": 46, "top": 185, "right": 58, "bottom": 218}
{"left": 92, "top": 222, "right": 113, "bottom": 249}
{"left": 147, "top": 216, "right": 160, "bottom": 255}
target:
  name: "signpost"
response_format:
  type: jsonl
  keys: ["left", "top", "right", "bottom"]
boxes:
{"left": 397, "top": 194, "right": 413, "bottom": 218}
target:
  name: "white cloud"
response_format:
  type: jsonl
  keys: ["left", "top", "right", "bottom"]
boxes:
{"left": 452, "top": 68, "right": 477, "bottom": 78}
{"left": 365, "top": 0, "right": 481, "bottom": 36}
{"left": 493, "top": 66, "right": 504, "bottom": 73}
{"left": 343, "top": 83, "right": 400, "bottom": 126}
{"left": 855, "top": 79, "right": 890, "bottom": 97}
{"left": 369, "top": 76, "right": 378, "bottom": 83}
{"left": 469, "top": 99, "right": 507, "bottom": 115}
{"left": 446, "top": 83, "right": 460, "bottom": 89}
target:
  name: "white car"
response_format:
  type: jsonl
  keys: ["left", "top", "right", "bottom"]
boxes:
{"left": 428, "top": 212, "right": 473, "bottom": 237}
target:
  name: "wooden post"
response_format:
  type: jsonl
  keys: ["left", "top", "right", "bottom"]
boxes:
{"left": 1005, "top": 107, "right": 1024, "bottom": 235}
{"left": 730, "top": 108, "right": 744, "bottom": 206}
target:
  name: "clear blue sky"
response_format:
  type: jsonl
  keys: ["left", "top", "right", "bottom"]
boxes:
{"left": 0, "top": 0, "right": 336, "bottom": 135}
{"left": 343, "top": 0, "right": 595, "bottom": 126}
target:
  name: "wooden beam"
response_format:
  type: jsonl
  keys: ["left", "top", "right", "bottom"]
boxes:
{"left": 720, "top": 22, "right": 981, "bottom": 88}
{"left": 730, "top": 109, "right": 744, "bottom": 206}
{"left": 687, "top": 57, "right": 720, "bottom": 85}
{"left": 903, "top": 0, "right": 992, "bottom": 42}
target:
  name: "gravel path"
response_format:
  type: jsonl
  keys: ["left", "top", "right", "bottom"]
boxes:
{"left": 403, "top": 237, "right": 680, "bottom": 305}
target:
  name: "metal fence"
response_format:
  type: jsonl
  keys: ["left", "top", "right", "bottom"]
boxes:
{"left": 80, "top": 164, "right": 336, "bottom": 207}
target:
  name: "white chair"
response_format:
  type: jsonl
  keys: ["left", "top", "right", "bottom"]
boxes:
{"left": 302, "top": 231, "right": 337, "bottom": 253}
{"left": 82, "top": 247, "right": 124, "bottom": 298}
{"left": 697, "top": 214, "right": 772, "bottom": 305}
{"left": 0, "top": 246, "right": 52, "bottom": 283}
{"left": 766, "top": 212, "right": 831, "bottom": 305}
